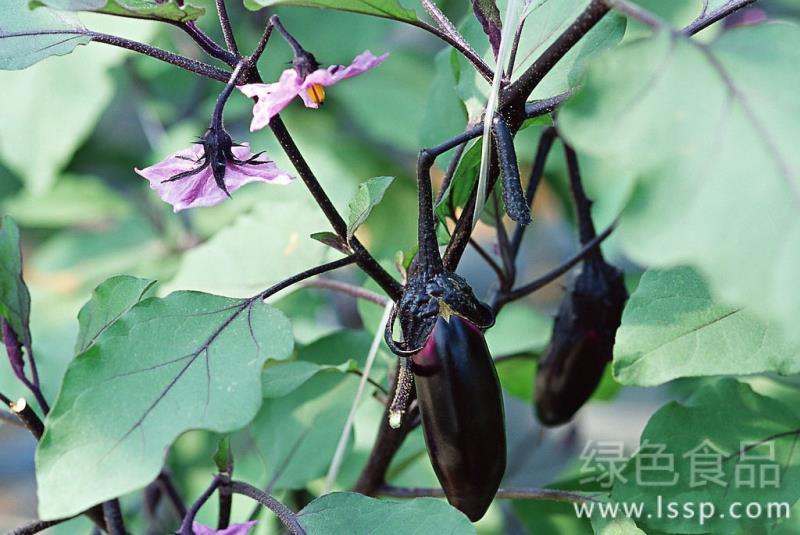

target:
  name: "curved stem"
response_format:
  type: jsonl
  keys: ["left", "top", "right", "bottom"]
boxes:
{"left": 409, "top": 19, "right": 494, "bottom": 82}
{"left": 175, "top": 21, "right": 238, "bottom": 65}
{"left": 497, "top": 221, "right": 617, "bottom": 305}
{"left": 102, "top": 500, "right": 126, "bottom": 535}
{"left": 230, "top": 480, "right": 306, "bottom": 535}
{"left": 564, "top": 144, "right": 599, "bottom": 248}
{"left": 179, "top": 476, "right": 220, "bottom": 534}
{"left": 256, "top": 256, "right": 358, "bottom": 301}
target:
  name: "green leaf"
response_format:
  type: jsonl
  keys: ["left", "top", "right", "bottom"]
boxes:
{"left": 614, "top": 268, "right": 800, "bottom": 386}
{"left": 558, "top": 24, "right": 800, "bottom": 343}
{"left": 0, "top": 0, "right": 88, "bottom": 70}
{"left": 310, "top": 231, "right": 352, "bottom": 255}
{"left": 297, "top": 492, "right": 475, "bottom": 533}
{"left": 31, "top": 0, "right": 205, "bottom": 23}
{"left": 35, "top": 291, "right": 294, "bottom": 519}
{"left": 346, "top": 176, "right": 395, "bottom": 240}
{"left": 0, "top": 216, "right": 32, "bottom": 347}
{"left": 2, "top": 175, "right": 131, "bottom": 227}
{"left": 74, "top": 275, "right": 156, "bottom": 354}
{"left": 167, "top": 188, "right": 332, "bottom": 297}
{"left": 611, "top": 379, "right": 800, "bottom": 533}
{"left": 244, "top": 0, "right": 418, "bottom": 23}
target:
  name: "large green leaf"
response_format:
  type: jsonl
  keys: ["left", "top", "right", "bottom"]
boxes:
{"left": 0, "top": 0, "right": 88, "bottom": 70}
{"left": 0, "top": 216, "right": 32, "bottom": 347}
{"left": 346, "top": 175, "right": 395, "bottom": 240}
{"left": 166, "top": 188, "right": 333, "bottom": 297}
{"left": 558, "top": 24, "right": 800, "bottom": 342}
{"left": 612, "top": 379, "right": 800, "bottom": 533}
{"left": 615, "top": 268, "right": 800, "bottom": 386}
{"left": 74, "top": 275, "right": 156, "bottom": 353}
{"left": 30, "top": 0, "right": 205, "bottom": 23}
{"left": 243, "top": 0, "right": 418, "bottom": 23}
{"left": 297, "top": 492, "right": 475, "bottom": 533}
{"left": 35, "top": 291, "right": 294, "bottom": 519}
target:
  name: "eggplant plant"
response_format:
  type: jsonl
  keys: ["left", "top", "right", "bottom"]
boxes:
{"left": 1, "top": 0, "right": 800, "bottom": 534}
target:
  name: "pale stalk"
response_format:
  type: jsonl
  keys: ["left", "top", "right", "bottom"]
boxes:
{"left": 323, "top": 303, "right": 393, "bottom": 493}
{"left": 473, "top": 0, "right": 524, "bottom": 229}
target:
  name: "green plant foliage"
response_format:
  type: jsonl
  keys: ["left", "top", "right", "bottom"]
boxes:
{"left": 0, "top": 0, "right": 88, "bottom": 70}
{"left": 612, "top": 379, "right": 800, "bottom": 533}
{"left": 297, "top": 492, "right": 476, "bottom": 533}
{"left": 0, "top": 216, "right": 32, "bottom": 347}
{"left": 35, "top": 291, "right": 293, "bottom": 519}
{"left": 346, "top": 175, "right": 395, "bottom": 240}
{"left": 559, "top": 23, "right": 800, "bottom": 343}
{"left": 615, "top": 267, "right": 800, "bottom": 386}
{"left": 31, "top": 0, "right": 205, "bottom": 22}
{"left": 244, "top": 0, "right": 418, "bottom": 23}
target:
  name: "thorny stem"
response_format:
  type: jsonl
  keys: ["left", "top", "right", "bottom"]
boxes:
{"left": 8, "top": 517, "right": 74, "bottom": 535}
{"left": 419, "top": 0, "right": 489, "bottom": 82}
{"left": 230, "top": 480, "right": 306, "bottom": 535}
{"left": 251, "top": 18, "right": 275, "bottom": 64}
{"left": 380, "top": 485, "right": 596, "bottom": 503}
{"left": 88, "top": 31, "right": 232, "bottom": 82}
{"left": 269, "top": 116, "right": 404, "bottom": 301}
{"left": 179, "top": 476, "right": 220, "bottom": 535}
{"left": 175, "top": 21, "right": 238, "bottom": 66}
{"left": 214, "top": 0, "right": 240, "bottom": 55}
{"left": 684, "top": 0, "right": 758, "bottom": 34}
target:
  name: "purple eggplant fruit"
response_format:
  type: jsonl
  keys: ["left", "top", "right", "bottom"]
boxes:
{"left": 535, "top": 258, "right": 628, "bottom": 426}
{"left": 412, "top": 315, "right": 505, "bottom": 522}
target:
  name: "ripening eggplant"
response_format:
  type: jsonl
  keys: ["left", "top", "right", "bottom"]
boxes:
{"left": 535, "top": 251, "right": 628, "bottom": 424}
{"left": 412, "top": 315, "right": 505, "bottom": 522}
{"left": 382, "top": 146, "right": 504, "bottom": 521}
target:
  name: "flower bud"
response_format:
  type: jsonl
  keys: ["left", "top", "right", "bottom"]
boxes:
{"left": 412, "top": 315, "right": 506, "bottom": 521}
{"left": 535, "top": 259, "right": 628, "bottom": 426}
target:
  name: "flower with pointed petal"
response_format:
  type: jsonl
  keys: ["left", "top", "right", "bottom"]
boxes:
{"left": 136, "top": 127, "right": 293, "bottom": 212}
{"left": 239, "top": 50, "right": 388, "bottom": 131}
{"left": 192, "top": 520, "right": 257, "bottom": 535}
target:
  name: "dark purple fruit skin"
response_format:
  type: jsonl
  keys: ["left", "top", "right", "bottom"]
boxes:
{"left": 535, "top": 259, "right": 628, "bottom": 426}
{"left": 412, "top": 315, "right": 506, "bottom": 522}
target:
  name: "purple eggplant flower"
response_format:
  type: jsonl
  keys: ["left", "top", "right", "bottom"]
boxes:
{"left": 136, "top": 132, "right": 293, "bottom": 212}
{"left": 191, "top": 520, "right": 257, "bottom": 535}
{"left": 239, "top": 50, "right": 388, "bottom": 131}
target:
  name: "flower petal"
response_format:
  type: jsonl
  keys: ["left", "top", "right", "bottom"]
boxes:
{"left": 239, "top": 70, "right": 303, "bottom": 131}
{"left": 136, "top": 143, "right": 293, "bottom": 212}
{"left": 226, "top": 144, "right": 295, "bottom": 187}
{"left": 192, "top": 520, "right": 257, "bottom": 535}
{"left": 303, "top": 50, "right": 389, "bottom": 89}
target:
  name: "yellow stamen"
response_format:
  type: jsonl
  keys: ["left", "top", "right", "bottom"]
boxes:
{"left": 306, "top": 83, "right": 326, "bottom": 105}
